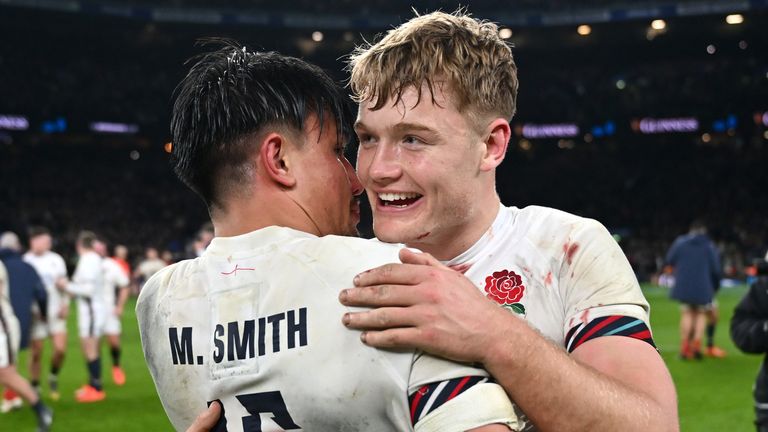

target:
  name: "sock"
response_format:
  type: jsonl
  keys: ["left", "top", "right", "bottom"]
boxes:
{"left": 87, "top": 358, "right": 102, "bottom": 391}
{"left": 111, "top": 346, "right": 121, "bottom": 367}
{"left": 691, "top": 339, "right": 702, "bottom": 356}
{"left": 706, "top": 323, "right": 716, "bottom": 348}
{"left": 31, "top": 400, "right": 45, "bottom": 416}
{"left": 51, "top": 365, "right": 60, "bottom": 376}
{"left": 48, "top": 373, "right": 58, "bottom": 391}
{"left": 31, "top": 380, "right": 40, "bottom": 388}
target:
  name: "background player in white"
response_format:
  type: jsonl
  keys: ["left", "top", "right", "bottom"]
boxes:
{"left": 56, "top": 230, "right": 107, "bottom": 402}
{"left": 93, "top": 239, "right": 130, "bottom": 385}
{"left": 138, "top": 43, "right": 518, "bottom": 432}
{"left": 23, "top": 226, "right": 69, "bottom": 400}
{"left": 339, "top": 11, "right": 679, "bottom": 431}
{"left": 0, "top": 260, "right": 53, "bottom": 431}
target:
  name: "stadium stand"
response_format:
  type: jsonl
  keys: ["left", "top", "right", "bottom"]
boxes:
{"left": 0, "top": 3, "right": 766, "bottom": 279}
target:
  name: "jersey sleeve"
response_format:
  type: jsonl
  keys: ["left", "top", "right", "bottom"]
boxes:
{"left": 109, "top": 260, "right": 130, "bottom": 288}
{"left": 560, "top": 219, "right": 654, "bottom": 352}
{"left": 408, "top": 354, "right": 520, "bottom": 431}
{"left": 67, "top": 255, "right": 102, "bottom": 297}
{"left": 55, "top": 254, "right": 68, "bottom": 280}
{"left": 136, "top": 262, "right": 207, "bottom": 431}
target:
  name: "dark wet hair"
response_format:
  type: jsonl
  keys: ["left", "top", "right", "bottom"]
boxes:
{"left": 171, "top": 39, "right": 354, "bottom": 210}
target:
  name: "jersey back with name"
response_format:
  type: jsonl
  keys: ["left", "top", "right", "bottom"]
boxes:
{"left": 137, "top": 227, "right": 484, "bottom": 432}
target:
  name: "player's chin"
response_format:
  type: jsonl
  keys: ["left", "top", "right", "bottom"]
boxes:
{"left": 372, "top": 219, "right": 417, "bottom": 244}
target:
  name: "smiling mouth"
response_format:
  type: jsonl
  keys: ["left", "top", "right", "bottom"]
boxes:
{"left": 378, "top": 192, "right": 423, "bottom": 208}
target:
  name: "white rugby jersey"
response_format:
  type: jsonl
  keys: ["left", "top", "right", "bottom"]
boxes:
{"left": 24, "top": 251, "right": 68, "bottom": 317}
{"left": 0, "top": 260, "right": 15, "bottom": 329}
{"left": 446, "top": 205, "right": 653, "bottom": 430}
{"left": 102, "top": 257, "right": 129, "bottom": 307}
{"left": 137, "top": 226, "right": 518, "bottom": 432}
{"left": 67, "top": 251, "right": 105, "bottom": 302}
{"left": 446, "top": 204, "right": 651, "bottom": 349}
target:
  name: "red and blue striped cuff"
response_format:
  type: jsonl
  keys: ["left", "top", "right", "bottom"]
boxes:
{"left": 565, "top": 315, "right": 656, "bottom": 353}
{"left": 409, "top": 376, "right": 489, "bottom": 425}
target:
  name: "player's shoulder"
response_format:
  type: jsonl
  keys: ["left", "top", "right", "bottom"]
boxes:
{"left": 136, "top": 259, "right": 194, "bottom": 309}
{"left": 513, "top": 205, "right": 606, "bottom": 238}
{"left": 48, "top": 251, "right": 66, "bottom": 265}
{"left": 102, "top": 256, "right": 120, "bottom": 269}
{"left": 296, "top": 234, "right": 402, "bottom": 263}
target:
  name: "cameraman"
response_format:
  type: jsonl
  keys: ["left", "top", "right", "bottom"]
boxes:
{"left": 731, "top": 256, "right": 768, "bottom": 432}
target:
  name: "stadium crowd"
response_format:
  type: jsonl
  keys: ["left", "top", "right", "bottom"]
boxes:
{"left": 1, "top": 6, "right": 766, "bottom": 281}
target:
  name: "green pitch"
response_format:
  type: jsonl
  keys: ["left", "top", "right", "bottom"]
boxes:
{"left": 2, "top": 286, "right": 762, "bottom": 431}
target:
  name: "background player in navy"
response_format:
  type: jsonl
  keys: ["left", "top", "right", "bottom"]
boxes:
{"left": 666, "top": 220, "right": 722, "bottom": 360}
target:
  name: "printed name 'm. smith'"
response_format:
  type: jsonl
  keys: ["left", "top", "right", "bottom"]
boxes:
{"left": 168, "top": 307, "right": 308, "bottom": 365}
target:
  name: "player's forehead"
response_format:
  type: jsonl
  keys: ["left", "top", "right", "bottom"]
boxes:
{"left": 355, "top": 82, "right": 468, "bottom": 132}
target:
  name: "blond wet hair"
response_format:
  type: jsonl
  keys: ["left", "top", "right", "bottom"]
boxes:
{"left": 348, "top": 10, "right": 519, "bottom": 125}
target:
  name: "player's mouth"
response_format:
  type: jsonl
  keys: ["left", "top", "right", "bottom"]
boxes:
{"left": 376, "top": 192, "right": 423, "bottom": 211}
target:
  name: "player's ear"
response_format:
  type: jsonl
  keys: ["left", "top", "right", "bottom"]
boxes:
{"left": 259, "top": 132, "right": 297, "bottom": 188}
{"left": 479, "top": 118, "right": 511, "bottom": 171}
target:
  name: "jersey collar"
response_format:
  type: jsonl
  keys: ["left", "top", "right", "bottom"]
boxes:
{"left": 205, "top": 226, "right": 317, "bottom": 257}
{"left": 443, "top": 203, "right": 511, "bottom": 267}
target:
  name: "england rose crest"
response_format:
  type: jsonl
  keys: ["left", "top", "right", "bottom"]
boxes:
{"left": 484, "top": 269, "right": 526, "bottom": 315}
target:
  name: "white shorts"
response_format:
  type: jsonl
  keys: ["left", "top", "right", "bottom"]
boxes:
{"left": 103, "top": 312, "right": 122, "bottom": 336}
{"left": 0, "top": 311, "right": 20, "bottom": 368}
{"left": 77, "top": 298, "right": 107, "bottom": 339}
{"left": 31, "top": 314, "right": 68, "bottom": 340}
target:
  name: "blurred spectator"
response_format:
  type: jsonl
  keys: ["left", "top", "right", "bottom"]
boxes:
{"left": 112, "top": 245, "right": 131, "bottom": 278}
{"left": 160, "top": 250, "right": 174, "bottom": 265}
{"left": 133, "top": 248, "right": 166, "bottom": 294}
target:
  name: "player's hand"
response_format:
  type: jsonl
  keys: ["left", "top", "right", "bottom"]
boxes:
{"left": 339, "top": 249, "right": 512, "bottom": 363}
{"left": 186, "top": 400, "right": 222, "bottom": 432}
{"left": 58, "top": 305, "right": 69, "bottom": 319}
{"left": 114, "top": 306, "right": 124, "bottom": 318}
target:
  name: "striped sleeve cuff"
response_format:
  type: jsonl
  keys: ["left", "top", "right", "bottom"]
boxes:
{"left": 409, "top": 376, "right": 488, "bottom": 425}
{"left": 565, "top": 315, "right": 656, "bottom": 353}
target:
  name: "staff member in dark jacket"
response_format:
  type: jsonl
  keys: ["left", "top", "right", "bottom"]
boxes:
{"left": 0, "top": 231, "right": 47, "bottom": 412}
{"left": 732, "top": 259, "right": 768, "bottom": 432}
{"left": 0, "top": 232, "right": 47, "bottom": 350}
{"left": 666, "top": 220, "right": 722, "bottom": 359}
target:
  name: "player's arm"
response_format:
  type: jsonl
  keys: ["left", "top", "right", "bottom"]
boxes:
{"left": 407, "top": 355, "right": 519, "bottom": 431}
{"left": 30, "top": 269, "right": 48, "bottom": 322}
{"left": 63, "top": 256, "right": 101, "bottom": 297}
{"left": 114, "top": 266, "right": 131, "bottom": 316}
{"left": 184, "top": 401, "right": 222, "bottom": 432}
{"left": 341, "top": 235, "right": 678, "bottom": 430}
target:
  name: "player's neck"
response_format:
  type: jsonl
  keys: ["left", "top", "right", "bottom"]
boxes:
{"left": 406, "top": 196, "right": 501, "bottom": 261}
{"left": 213, "top": 189, "right": 321, "bottom": 238}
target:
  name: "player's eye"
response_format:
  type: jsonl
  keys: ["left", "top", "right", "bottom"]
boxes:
{"left": 403, "top": 135, "right": 424, "bottom": 146}
{"left": 357, "top": 134, "right": 376, "bottom": 147}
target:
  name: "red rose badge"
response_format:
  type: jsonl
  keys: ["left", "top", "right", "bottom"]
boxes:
{"left": 484, "top": 269, "right": 526, "bottom": 315}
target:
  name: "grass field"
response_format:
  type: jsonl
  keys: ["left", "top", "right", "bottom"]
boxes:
{"left": 2, "top": 285, "right": 762, "bottom": 431}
